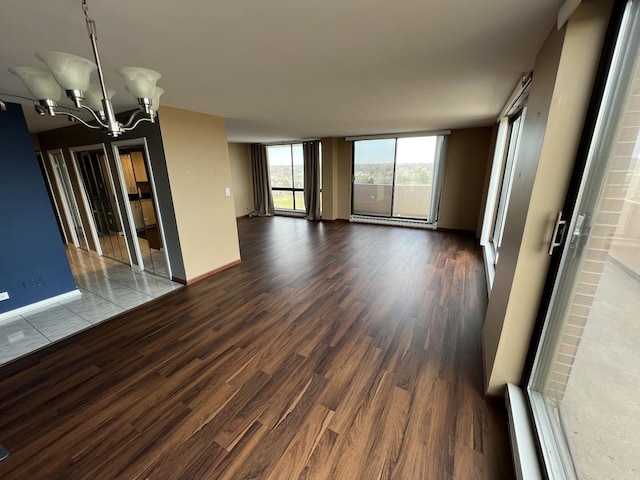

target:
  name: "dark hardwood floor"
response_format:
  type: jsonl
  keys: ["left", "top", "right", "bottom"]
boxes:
{"left": 0, "top": 216, "right": 514, "bottom": 479}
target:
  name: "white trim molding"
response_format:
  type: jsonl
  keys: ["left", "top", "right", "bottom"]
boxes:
{"left": 0, "top": 289, "right": 81, "bottom": 323}
{"left": 506, "top": 383, "right": 543, "bottom": 480}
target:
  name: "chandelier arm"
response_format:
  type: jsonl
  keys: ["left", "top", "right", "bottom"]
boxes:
{"left": 122, "top": 115, "right": 154, "bottom": 132}
{"left": 56, "top": 110, "right": 103, "bottom": 130}
{"left": 122, "top": 109, "right": 145, "bottom": 129}
{"left": 0, "top": 92, "right": 40, "bottom": 103}
{"left": 79, "top": 104, "right": 110, "bottom": 128}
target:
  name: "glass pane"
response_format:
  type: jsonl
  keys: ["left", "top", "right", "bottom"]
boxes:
{"left": 51, "top": 153, "right": 88, "bottom": 249}
{"left": 392, "top": 136, "right": 436, "bottom": 219}
{"left": 353, "top": 139, "right": 395, "bottom": 215}
{"left": 267, "top": 145, "right": 292, "bottom": 188}
{"left": 272, "top": 190, "right": 294, "bottom": 210}
{"left": 292, "top": 143, "right": 304, "bottom": 189}
{"left": 76, "top": 151, "right": 129, "bottom": 265}
{"left": 528, "top": 10, "right": 640, "bottom": 478}
{"left": 294, "top": 191, "right": 305, "bottom": 212}
{"left": 491, "top": 112, "right": 524, "bottom": 259}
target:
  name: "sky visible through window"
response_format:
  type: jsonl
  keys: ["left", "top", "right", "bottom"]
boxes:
{"left": 354, "top": 136, "right": 437, "bottom": 186}
{"left": 353, "top": 136, "right": 436, "bottom": 164}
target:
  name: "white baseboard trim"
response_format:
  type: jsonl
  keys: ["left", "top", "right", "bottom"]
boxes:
{"left": 0, "top": 289, "right": 81, "bottom": 324}
{"left": 506, "top": 383, "right": 543, "bottom": 480}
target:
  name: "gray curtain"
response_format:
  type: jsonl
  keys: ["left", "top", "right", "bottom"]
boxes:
{"left": 250, "top": 144, "right": 275, "bottom": 216}
{"left": 303, "top": 140, "right": 321, "bottom": 220}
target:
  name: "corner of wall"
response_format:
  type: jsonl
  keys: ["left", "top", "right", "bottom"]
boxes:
{"left": 158, "top": 107, "right": 241, "bottom": 281}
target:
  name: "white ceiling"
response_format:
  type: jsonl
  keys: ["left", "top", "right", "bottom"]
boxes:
{"left": 0, "top": 0, "right": 562, "bottom": 143}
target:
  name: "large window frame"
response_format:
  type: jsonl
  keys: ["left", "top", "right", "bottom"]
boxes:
{"left": 266, "top": 142, "right": 322, "bottom": 214}
{"left": 349, "top": 132, "right": 449, "bottom": 224}
{"left": 267, "top": 143, "right": 305, "bottom": 213}
{"left": 480, "top": 77, "right": 531, "bottom": 290}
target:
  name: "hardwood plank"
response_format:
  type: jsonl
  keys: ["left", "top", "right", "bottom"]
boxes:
{"left": 0, "top": 217, "right": 514, "bottom": 479}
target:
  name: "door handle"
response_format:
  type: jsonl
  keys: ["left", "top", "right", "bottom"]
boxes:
{"left": 548, "top": 211, "right": 567, "bottom": 255}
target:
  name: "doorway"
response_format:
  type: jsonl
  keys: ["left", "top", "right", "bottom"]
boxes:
{"left": 113, "top": 142, "right": 170, "bottom": 278}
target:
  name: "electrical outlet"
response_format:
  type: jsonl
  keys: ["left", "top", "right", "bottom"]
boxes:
{"left": 23, "top": 277, "right": 44, "bottom": 289}
{"left": 0, "top": 291, "right": 9, "bottom": 301}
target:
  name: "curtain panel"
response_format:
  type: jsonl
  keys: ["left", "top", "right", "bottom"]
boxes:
{"left": 250, "top": 144, "right": 275, "bottom": 216}
{"left": 303, "top": 140, "right": 321, "bottom": 220}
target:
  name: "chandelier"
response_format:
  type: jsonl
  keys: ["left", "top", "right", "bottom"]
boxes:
{"left": 8, "top": 0, "right": 163, "bottom": 137}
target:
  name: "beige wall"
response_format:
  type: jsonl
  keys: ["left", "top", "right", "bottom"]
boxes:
{"left": 228, "top": 142, "right": 254, "bottom": 217}
{"left": 158, "top": 106, "right": 240, "bottom": 281}
{"left": 483, "top": 0, "right": 613, "bottom": 396}
{"left": 321, "top": 137, "right": 352, "bottom": 220}
{"left": 439, "top": 127, "right": 494, "bottom": 232}
{"left": 336, "top": 138, "right": 352, "bottom": 220}
{"left": 320, "top": 138, "right": 338, "bottom": 220}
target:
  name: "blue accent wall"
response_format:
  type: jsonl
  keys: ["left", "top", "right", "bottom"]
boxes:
{"left": 0, "top": 103, "right": 77, "bottom": 314}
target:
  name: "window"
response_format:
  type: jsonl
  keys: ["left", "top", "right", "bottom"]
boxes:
{"left": 480, "top": 76, "right": 530, "bottom": 289}
{"left": 351, "top": 134, "right": 446, "bottom": 223}
{"left": 266, "top": 142, "right": 322, "bottom": 214}
{"left": 267, "top": 144, "right": 305, "bottom": 212}
{"left": 490, "top": 109, "right": 526, "bottom": 264}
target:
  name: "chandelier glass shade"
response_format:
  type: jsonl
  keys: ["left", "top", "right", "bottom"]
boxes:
{"left": 35, "top": 51, "right": 96, "bottom": 92}
{"left": 8, "top": 0, "right": 163, "bottom": 137}
{"left": 7, "top": 67, "right": 62, "bottom": 102}
{"left": 84, "top": 84, "right": 115, "bottom": 113}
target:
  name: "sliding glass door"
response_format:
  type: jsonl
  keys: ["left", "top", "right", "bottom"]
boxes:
{"left": 527, "top": 3, "right": 640, "bottom": 478}
{"left": 352, "top": 134, "right": 446, "bottom": 222}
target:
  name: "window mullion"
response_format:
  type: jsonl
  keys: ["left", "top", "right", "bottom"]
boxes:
{"left": 390, "top": 139, "right": 398, "bottom": 217}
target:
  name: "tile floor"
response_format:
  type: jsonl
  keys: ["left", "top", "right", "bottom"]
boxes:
{"left": 0, "top": 247, "right": 182, "bottom": 366}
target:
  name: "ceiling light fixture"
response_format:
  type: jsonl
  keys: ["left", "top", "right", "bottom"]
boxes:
{"left": 8, "top": 0, "right": 162, "bottom": 137}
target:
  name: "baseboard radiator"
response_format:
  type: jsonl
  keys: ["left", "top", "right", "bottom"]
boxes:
{"left": 505, "top": 383, "right": 543, "bottom": 480}
{"left": 349, "top": 215, "right": 436, "bottom": 230}
{"left": 274, "top": 210, "right": 306, "bottom": 218}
